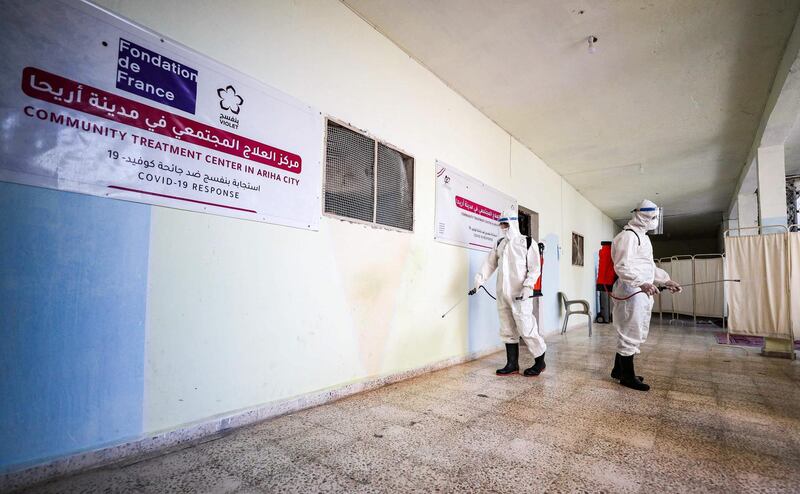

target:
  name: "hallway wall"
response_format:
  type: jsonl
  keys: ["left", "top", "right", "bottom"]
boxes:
{"left": 652, "top": 236, "right": 723, "bottom": 258}
{"left": 0, "top": 0, "right": 615, "bottom": 473}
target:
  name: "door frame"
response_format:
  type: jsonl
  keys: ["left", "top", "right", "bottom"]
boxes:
{"left": 518, "top": 205, "right": 541, "bottom": 325}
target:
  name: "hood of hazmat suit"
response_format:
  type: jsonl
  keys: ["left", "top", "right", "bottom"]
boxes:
{"left": 497, "top": 210, "right": 523, "bottom": 240}
{"left": 611, "top": 199, "right": 671, "bottom": 356}
{"left": 473, "top": 208, "right": 546, "bottom": 357}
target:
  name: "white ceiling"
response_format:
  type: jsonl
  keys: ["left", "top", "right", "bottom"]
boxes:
{"left": 785, "top": 113, "right": 800, "bottom": 177}
{"left": 343, "top": 0, "right": 800, "bottom": 234}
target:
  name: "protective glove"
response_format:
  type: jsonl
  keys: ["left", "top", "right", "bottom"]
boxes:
{"left": 519, "top": 287, "right": 534, "bottom": 300}
{"left": 664, "top": 280, "right": 682, "bottom": 293}
{"left": 473, "top": 275, "right": 484, "bottom": 292}
{"left": 639, "top": 282, "right": 658, "bottom": 296}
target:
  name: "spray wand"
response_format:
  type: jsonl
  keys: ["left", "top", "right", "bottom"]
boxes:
{"left": 441, "top": 286, "right": 500, "bottom": 318}
{"left": 605, "top": 279, "right": 741, "bottom": 301}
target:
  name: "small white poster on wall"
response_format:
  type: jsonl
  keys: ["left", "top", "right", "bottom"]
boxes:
{"left": 434, "top": 161, "right": 516, "bottom": 251}
{"left": 0, "top": 0, "right": 323, "bottom": 230}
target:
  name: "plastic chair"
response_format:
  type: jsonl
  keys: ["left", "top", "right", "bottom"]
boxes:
{"left": 559, "top": 292, "right": 592, "bottom": 337}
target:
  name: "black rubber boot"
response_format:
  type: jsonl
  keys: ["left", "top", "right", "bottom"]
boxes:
{"left": 618, "top": 354, "right": 650, "bottom": 391}
{"left": 496, "top": 343, "right": 519, "bottom": 375}
{"left": 523, "top": 353, "right": 546, "bottom": 376}
{"left": 611, "top": 353, "right": 644, "bottom": 382}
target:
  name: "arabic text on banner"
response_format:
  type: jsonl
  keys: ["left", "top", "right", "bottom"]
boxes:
{"left": 434, "top": 161, "right": 516, "bottom": 251}
{"left": 0, "top": 0, "right": 323, "bottom": 230}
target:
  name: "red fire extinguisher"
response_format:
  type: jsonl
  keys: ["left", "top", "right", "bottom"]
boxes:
{"left": 596, "top": 241, "right": 616, "bottom": 291}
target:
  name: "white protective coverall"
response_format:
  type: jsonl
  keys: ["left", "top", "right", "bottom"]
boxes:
{"left": 611, "top": 200, "right": 671, "bottom": 356}
{"left": 474, "top": 209, "right": 546, "bottom": 357}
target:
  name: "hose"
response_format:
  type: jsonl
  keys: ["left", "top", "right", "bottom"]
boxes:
{"left": 441, "top": 285, "right": 499, "bottom": 319}
{"left": 478, "top": 285, "right": 497, "bottom": 300}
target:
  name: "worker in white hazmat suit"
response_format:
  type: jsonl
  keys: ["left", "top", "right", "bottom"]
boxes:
{"left": 469, "top": 209, "right": 546, "bottom": 376}
{"left": 610, "top": 199, "right": 681, "bottom": 391}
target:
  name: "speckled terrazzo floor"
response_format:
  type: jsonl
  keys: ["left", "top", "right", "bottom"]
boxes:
{"left": 19, "top": 320, "right": 800, "bottom": 493}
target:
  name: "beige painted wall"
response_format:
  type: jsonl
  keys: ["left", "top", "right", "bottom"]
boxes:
{"left": 95, "top": 0, "right": 616, "bottom": 434}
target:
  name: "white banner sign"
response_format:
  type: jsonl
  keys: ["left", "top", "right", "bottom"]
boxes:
{"left": 0, "top": 0, "right": 323, "bottom": 230}
{"left": 434, "top": 161, "right": 516, "bottom": 251}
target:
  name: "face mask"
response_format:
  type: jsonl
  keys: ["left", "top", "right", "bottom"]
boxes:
{"left": 646, "top": 216, "right": 659, "bottom": 231}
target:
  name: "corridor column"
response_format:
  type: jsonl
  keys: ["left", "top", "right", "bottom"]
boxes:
{"left": 757, "top": 144, "right": 793, "bottom": 358}
{"left": 737, "top": 193, "right": 758, "bottom": 232}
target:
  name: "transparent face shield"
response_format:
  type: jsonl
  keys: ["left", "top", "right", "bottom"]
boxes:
{"left": 653, "top": 207, "right": 664, "bottom": 234}
{"left": 498, "top": 214, "right": 516, "bottom": 234}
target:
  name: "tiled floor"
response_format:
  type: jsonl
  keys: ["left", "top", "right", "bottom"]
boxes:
{"left": 21, "top": 321, "right": 800, "bottom": 493}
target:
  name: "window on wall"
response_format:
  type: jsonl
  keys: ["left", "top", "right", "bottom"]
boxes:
{"left": 324, "top": 120, "right": 414, "bottom": 231}
{"left": 572, "top": 232, "right": 584, "bottom": 266}
{"left": 787, "top": 177, "right": 800, "bottom": 228}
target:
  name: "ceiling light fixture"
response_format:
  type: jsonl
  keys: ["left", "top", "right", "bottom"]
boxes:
{"left": 587, "top": 35, "right": 598, "bottom": 54}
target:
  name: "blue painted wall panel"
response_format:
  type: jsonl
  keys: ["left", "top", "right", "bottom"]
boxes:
{"left": 541, "top": 234, "right": 560, "bottom": 333}
{"left": 0, "top": 182, "right": 150, "bottom": 472}
{"left": 468, "top": 249, "right": 500, "bottom": 354}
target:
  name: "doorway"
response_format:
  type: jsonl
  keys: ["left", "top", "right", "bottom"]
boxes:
{"left": 518, "top": 206, "right": 541, "bottom": 323}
